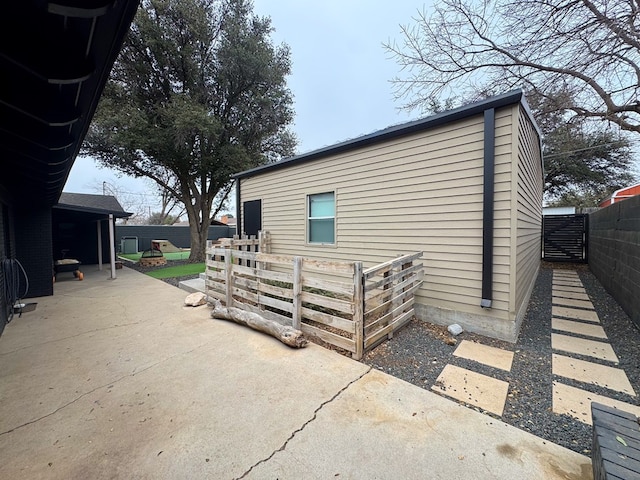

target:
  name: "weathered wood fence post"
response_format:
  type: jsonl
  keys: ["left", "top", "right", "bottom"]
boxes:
{"left": 353, "top": 261, "right": 364, "bottom": 360}
{"left": 292, "top": 256, "right": 303, "bottom": 329}
{"left": 225, "top": 249, "right": 233, "bottom": 307}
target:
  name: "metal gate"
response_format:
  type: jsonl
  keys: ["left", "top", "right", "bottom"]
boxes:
{"left": 542, "top": 214, "right": 588, "bottom": 263}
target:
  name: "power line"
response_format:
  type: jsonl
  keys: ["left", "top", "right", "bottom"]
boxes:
{"left": 543, "top": 140, "right": 634, "bottom": 159}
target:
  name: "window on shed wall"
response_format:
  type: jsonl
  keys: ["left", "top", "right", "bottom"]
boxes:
{"left": 308, "top": 192, "right": 335, "bottom": 244}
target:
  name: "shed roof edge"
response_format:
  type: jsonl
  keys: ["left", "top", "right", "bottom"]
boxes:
{"left": 234, "top": 89, "right": 531, "bottom": 180}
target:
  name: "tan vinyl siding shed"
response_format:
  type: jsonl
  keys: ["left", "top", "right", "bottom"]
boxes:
{"left": 234, "top": 90, "right": 543, "bottom": 342}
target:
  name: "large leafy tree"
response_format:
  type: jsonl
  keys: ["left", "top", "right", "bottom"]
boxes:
{"left": 385, "top": 0, "right": 640, "bottom": 135}
{"left": 528, "top": 90, "right": 637, "bottom": 205}
{"left": 83, "top": 0, "right": 296, "bottom": 261}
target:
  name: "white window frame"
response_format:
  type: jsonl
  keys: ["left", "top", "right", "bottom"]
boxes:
{"left": 307, "top": 191, "right": 335, "bottom": 245}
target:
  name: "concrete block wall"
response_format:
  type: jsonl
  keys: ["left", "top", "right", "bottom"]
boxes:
{"left": 589, "top": 195, "right": 640, "bottom": 329}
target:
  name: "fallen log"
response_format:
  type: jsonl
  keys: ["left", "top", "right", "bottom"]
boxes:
{"left": 210, "top": 300, "right": 308, "bottom": 348}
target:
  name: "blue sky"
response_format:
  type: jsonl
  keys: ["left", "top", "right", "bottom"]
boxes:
{"left": 64, "top": 0, "right": 429, "bottom": 214}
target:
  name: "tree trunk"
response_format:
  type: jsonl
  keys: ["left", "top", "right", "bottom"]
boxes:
{"left": 188, "top": 221, "right": 208, "bottom": 263}
{"left": 210, "top": 300, "right": 308, "bottom": 348}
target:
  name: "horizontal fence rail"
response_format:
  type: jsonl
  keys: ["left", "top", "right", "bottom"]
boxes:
{"left": 206, "top": 233, "right": 423, "bottom": 359}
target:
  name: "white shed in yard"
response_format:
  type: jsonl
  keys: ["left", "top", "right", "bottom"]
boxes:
{"left": 233, "top": 90, "right": 543, "bottom": 342}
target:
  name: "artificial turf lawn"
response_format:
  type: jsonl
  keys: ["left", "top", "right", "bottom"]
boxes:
{"left": 145, "top": 263, "right": 205, "bottom": 279}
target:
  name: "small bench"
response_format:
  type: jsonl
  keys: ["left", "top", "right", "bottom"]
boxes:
{"left": 591, "top": 402, "right": 640, "bottom": 480}
{"left": 54, "top": 259, "right": 83, "bottom": 280}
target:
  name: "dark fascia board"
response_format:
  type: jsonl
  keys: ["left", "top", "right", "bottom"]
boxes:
{"left": 53, "top": 203, "right": 132, "bottom": 218}
{"left": 233, "top": 89, "right": 531, "bottom": 180}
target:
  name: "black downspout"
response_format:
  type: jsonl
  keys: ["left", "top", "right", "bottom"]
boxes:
{"left": 235, "top": 179, "right": 242, "bottom": 236}
{"left": 481, "top": 108, "right": 495, "bottom": 308}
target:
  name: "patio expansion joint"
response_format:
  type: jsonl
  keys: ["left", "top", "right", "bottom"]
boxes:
{"left": 233, "top": 366, "right": 373, "bottom": 480}
{"left": 0, "top": 340, "right": 217, "bottom": 437}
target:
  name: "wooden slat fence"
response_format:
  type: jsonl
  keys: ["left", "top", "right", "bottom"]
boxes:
{"left": 206, "top": 234, "right": 423, "bottom": 359}
{"left": 206, "top": 246, "right": 364, "bottom": 358}
{"left": 212, "top": 231, "right": 269, "bottom": 267}
{"left": 362, "top": 252, "right": 424, "bottom": 352}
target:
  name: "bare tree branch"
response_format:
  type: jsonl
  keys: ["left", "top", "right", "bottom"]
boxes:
{"left": 386, "top": 0, "right": 640, "bottom": 134}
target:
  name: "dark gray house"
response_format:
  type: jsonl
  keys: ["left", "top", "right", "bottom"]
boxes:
{"left": 0, "top": 2, "right": 140, "bottom": 335}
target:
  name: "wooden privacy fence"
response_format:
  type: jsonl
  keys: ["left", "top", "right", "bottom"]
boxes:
{"left": 205, "top": 236, "right": 423, "bottom": 360}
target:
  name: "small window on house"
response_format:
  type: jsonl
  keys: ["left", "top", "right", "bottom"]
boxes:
{"left": 308, "top": 192, "right": 335, "bottom": 244}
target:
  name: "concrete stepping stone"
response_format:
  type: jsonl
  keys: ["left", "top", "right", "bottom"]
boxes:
{"left": 452, "top": 340, "right": 514, "bottom": 372}
{"left": 552, "top": 381, "right": 640, "bottom": 425}
{"left": 553, "top": 271, "right": 581, "bottom": 277}
{"left": 552, "top": 306, "right": 600, "bottom": 323}
{"left": 552, "top": 280, "right": 584, "bottom": 288}
{"left": 552, "top": 354, "right": 635, "bottom": 396}
{"left": 551, "top": 318, "right": 607, "bottom": 339}
{"left": 552, "top": 290, "right": 590, "bottom": 301}
{"left": 551, "top": 333, "right": 619, "bottom": 363}
{"left": 552, "top": 285, "right": 587, "bottom": 295}
{"left": 552, "top": 296, "right": 594, "bottom": 309}
{"left": 431, "top": 364, "right": 509, "bottom": 416}
{"left": 553, "top": 273, "right": 581, "bottom": 279}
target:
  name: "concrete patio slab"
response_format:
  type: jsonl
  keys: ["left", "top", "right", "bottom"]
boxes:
{"left": 552, "top": 290, "right": 591, "bottom": 301}
{"left": 552, "top": 354, "right": 635, "bottom": 395}
{"left": 0, "top": 266, "right": 592, "bottom": 480}
{"left": 552, "top": 306, "right": 600, "bottom": 323}
{"left": 551, "top": 318, "right": 607, "bottom": 339}
{"left": 245, "top": 369, "right": 592, "bottom": 480}
{"left": 452, "top": 340, "right": 514, "bottom": 372}
{"left": 0, "top": 268, "right": 370, "bottom": 479}
{"left": 551, "top": 333, "right": 619, "bottom": 363}
{"left": 552, "top": 381, "right": 640, "bottom": 425}
{"left": 431, "top": 365, "right": 509, "bottom": 416}
{"left": 552, "top": 297, "right": 594, "bottom": 310}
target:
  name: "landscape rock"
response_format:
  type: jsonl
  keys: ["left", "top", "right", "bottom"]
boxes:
{"left": 447, "top": 323, "right": 463, "bottom": 336}
{"left": 184, "top": 292, "right": 207, "bottom": 307}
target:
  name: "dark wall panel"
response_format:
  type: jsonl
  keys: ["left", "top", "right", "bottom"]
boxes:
{"left": 52, "top": 212, "right": 114, "bottom": 265}
{"left": 0, "top": 199, "right": 10, "bottom": 336}
{"left": 15, "top": 206, "right": 53, "bottom": 298}
{"left": 243, "top": 200, "right": 262, "bottom": 237}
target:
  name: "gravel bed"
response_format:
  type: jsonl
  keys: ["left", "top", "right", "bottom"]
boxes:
{"left": 361, "top": 262, "right": 640, "bottom": 456}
